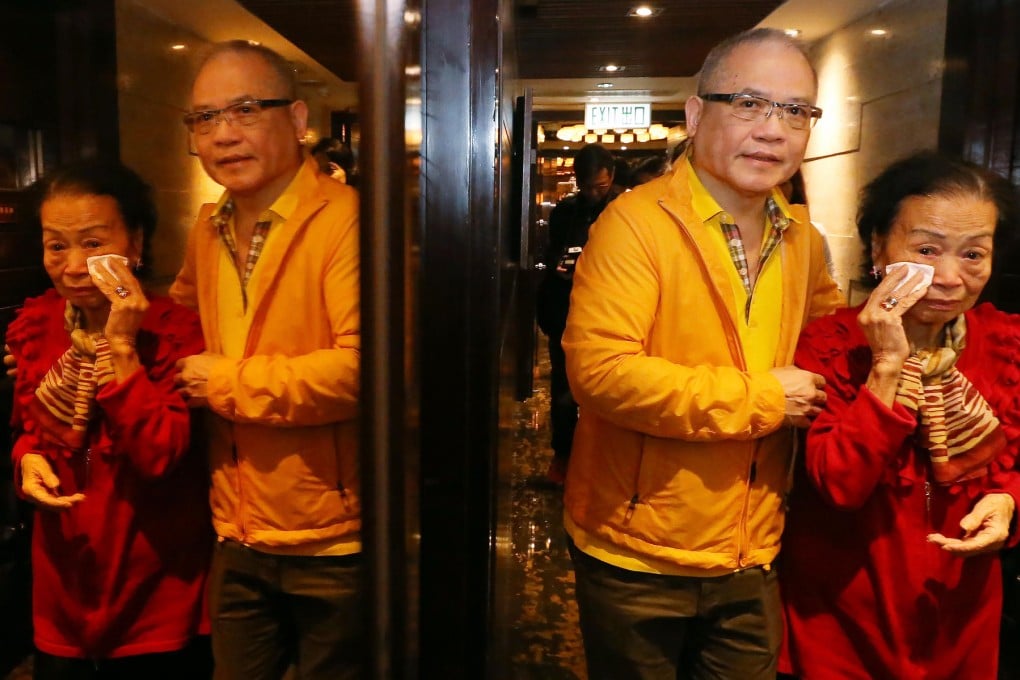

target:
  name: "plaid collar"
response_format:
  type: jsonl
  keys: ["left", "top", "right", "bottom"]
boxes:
{"left": 210, "top": 198, "right": 274, "bottom": 311}
{"left": 718, "top": 196, "right": 790, "bottom": 319}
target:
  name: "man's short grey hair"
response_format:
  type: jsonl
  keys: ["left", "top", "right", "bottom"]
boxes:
{"left": 196, "top": 40, "right": 298, "bottom": 100}
{"left": 697, "top": 27, "right": 817, "bottom": 95}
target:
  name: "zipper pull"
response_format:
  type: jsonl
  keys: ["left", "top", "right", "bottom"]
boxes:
{"left": 624, "top": 494, "right": 639, "bottom": 522}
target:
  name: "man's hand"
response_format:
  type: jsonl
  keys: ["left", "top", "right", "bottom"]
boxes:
{"left": 928, "top": 493, "right": 1016, "bottom": 557}
{"left": 4, "top": 344, "right": 16, "bottom": 378}
{"left": 20, "top": 453, "right": 84, "bottom": 510}
{"left": 769, "top": 365, "right": 827, "bottom": 429}
{"left": 175, "top": 352, "right": 225, "bottom": 408}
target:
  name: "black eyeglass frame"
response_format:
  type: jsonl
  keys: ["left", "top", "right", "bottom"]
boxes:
{"left": 699, "top": 93, "right": 823, "bottom": 129}
{"left": 182, "top": 98, "right": 295, "bottom": 134}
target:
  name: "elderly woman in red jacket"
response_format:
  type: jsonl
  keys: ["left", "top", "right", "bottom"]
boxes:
{"left": 7, "top": 160, "right": 211, "bottom": 679}
{"left": 781, "top": 151, "right": 1020, "bottom": 680}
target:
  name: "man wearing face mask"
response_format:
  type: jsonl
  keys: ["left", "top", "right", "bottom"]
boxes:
{"left": 536, "top": 143, "right": 622, "bottom": 485}
{"left": 561, "top": 28, "right": 842, "bottom": 678}
{"left": 170, "top": 41, "right": 361, "bottom": 680}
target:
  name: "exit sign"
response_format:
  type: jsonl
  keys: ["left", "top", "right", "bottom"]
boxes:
{"left": 585, "top": 102, "right": 652, "bottom": 129}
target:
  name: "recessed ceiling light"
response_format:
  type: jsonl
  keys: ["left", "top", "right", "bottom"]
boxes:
{"left": 628, "top": 5, "right": 660, "bottom": 17}
{"left": 170, "top": 44, "right": 186, "bottom": 51}
{"left": 870, "top": 28, "right": 888, "bottom": 36}
{"left": 405, "top": 64, "right": 422, "bottom": 77}
{"left": 598, "top": 64, "right": 625, "bottom": 73}
{"left": 784, "top": 29, "right": 801, "bottom": 38}
{"left": 596, "top": 82, "right": 614, "bottom": 89}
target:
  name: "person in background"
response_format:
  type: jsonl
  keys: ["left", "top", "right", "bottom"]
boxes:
{"left": 781, "top": 168, "right": 837, "bottom": 282}
{"left": 171, "top": 40, "right": 362, "bottom": 679}
{"left": 535, "top": 143, "right": 622, "bottom": 485}
{"left": 561, "top": 28, "right": 840, "bottom": 678}
{"left": 630, "top": 154, "right": 669, "bottom": 186}
{"left": 310, "top": 136, "right": 356, "bottom": 186}
{"left": 782, "top": 151, "right": 1020, "bottom": 680}
{"left": 7, "top": 159, "right": 211, "bottom": 679}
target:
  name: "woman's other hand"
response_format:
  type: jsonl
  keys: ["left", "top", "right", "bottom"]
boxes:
{"left": 928, "top": 492, "right": 1016, "bottom": 556}
{"left": 20, "top": 453, "right": 85, "bottom": 511}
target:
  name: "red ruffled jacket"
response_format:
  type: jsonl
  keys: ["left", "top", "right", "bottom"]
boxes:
{"left": 7, "top": 289, "right": 211, "bottom": 659}
{"left": 781, "top": 303, "right": 1020, "bottom": 680}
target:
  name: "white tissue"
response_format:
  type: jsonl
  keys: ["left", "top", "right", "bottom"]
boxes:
{"left": 885, "top": 261, "right": 934, "bottom": 296}
{"left": 86, "top": 254, "right": 130, "bottom": 284}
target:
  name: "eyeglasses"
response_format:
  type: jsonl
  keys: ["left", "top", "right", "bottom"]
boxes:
{"left": 182, "top": 99, "right": 293, "bottom": 135}
{"left": 699, "top": 93, "right": 823, "bottom": 130}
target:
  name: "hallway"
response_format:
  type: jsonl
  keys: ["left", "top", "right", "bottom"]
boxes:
{"left": 503, "top": 348, "right": 586, "bottom": 679}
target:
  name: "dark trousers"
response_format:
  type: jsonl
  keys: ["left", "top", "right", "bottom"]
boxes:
{"left": 569, "top": 541, "right": 782, "bottom": 680}
{"left": 548, "top": 333, "right": 578, "bottom": 461}
{"left": 33, "top": 636, "right": 213, "bottom": 680}
{"left": 208, "top": 540, "right": 365, "bottom": 680}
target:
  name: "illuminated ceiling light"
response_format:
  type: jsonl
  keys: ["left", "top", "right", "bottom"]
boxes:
{"left": 648, "top": 124, "right": 669, "bottom": 140}
{"left": 620, "top": 145, "right": 628, "bottom": 150}
{"left": 556, "top": 126, "right": 575, "bottom": 142}
{"left": 620, "top": 133, "right": 635, "bottom": 144}
{"left": 589, "top": 97, "right": 600, "bottom": 102}
{"left": 636, "top": 132, "right": 651, "bottom": 143}
{"left": 594, "top": 129, "right": 607, "bottom": 135}
{"left": 627, "top": 5, "right": 661, "bottom": 17}
{"left": 536, "top": 124, "right": 546, "bottom": 143}
{"left": 170, "top": 44, "right": 187, "bottom": 51}
{"left": 602, "top": 134, "right": 615, "bottom": 143}
{"left": 870, "top": 28, "right": 888, "bottom": 36}
{"left": 784, "top": 28, "right": 801, "bottom": 38}
{"left": 563, "top": 146, "right": 570, "bottom": 150}
{"left": 598, "top": 64, "right": 625, "bottom": 73}
{"left": 405, "top": 64, "right": 422, "bottom": 77}
{"left": 596, "top": 82, "right": 614, "bottom": 89}
{"left": 613, "top": 128, "right": 627, "bottom": 134}
{"left": 404, "top": 9, "right": 422, "bottom": 26}
{"left": 584, "top": 133, "right": 598, "bottom": 143}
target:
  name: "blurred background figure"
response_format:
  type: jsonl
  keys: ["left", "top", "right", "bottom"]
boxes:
{"left": 7, "top": 159, "right": 211, "bottom": 679}
{"left": 630, "top": 154, "right": 669, "bottom": 187}
{"left": 535, "top": 143, "right": 622, "bottom": 485}
{"left": 311, "top": 136, "right": 357, "bottom": 186}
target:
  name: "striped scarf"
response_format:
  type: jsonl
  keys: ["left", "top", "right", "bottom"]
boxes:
{"left": 895, "top": 315, "right": 1002, "bottom": 484}
{"left": 34, "top": 302, "right": 114, "bottom": 450}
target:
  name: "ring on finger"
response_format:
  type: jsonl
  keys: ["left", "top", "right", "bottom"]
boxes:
{"left": 880, "top": 296, "right": 898, "bottom": 311}
{"left": 115, "top": 286, "right": 130, "bottom": 299}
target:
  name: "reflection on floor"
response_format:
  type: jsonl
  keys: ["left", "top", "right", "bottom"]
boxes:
{"left": 506, "top": 352, "right": 586, "bottom": 679}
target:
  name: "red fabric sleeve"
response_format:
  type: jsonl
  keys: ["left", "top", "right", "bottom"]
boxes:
{"left": 96, "top": 298, "right": 205, "bottom": 479}
{"left": 794, "top": 310, "right": 917, "bottom": 510}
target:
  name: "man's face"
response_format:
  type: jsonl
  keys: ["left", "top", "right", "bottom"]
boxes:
{"left": 189, "top": 51, "right": 308, "bottom": 201}
{"left": 578, "top": 168, "right": 614, "bottom": 204}
{"left": 684, "top": 41, "right": 817, "bottom": 205}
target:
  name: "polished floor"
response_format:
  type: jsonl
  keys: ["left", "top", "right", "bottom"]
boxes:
{"left": 502, "top": 344, "right": 586, "bottom": 679}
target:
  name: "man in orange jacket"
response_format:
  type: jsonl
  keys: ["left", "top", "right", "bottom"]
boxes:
{"left": 561, "top": 28, "right": 842, "bottom": 679}
{"left": 171, "top": 41, "right": 362, "bottom": 680}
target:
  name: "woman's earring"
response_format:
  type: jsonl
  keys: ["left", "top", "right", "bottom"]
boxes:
{"left": 870, "top": 265, "right": 882, "bottom": 280}
{"left": 134, "top": 257, "right": 143, "bottom": 270}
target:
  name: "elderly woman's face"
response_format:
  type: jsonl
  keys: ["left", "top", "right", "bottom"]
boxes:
{"left": 41, "top": 193, "right": 141, "bottom": 310}
{"left": 873, "top": 192, "right": 997, "bottom": 328}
